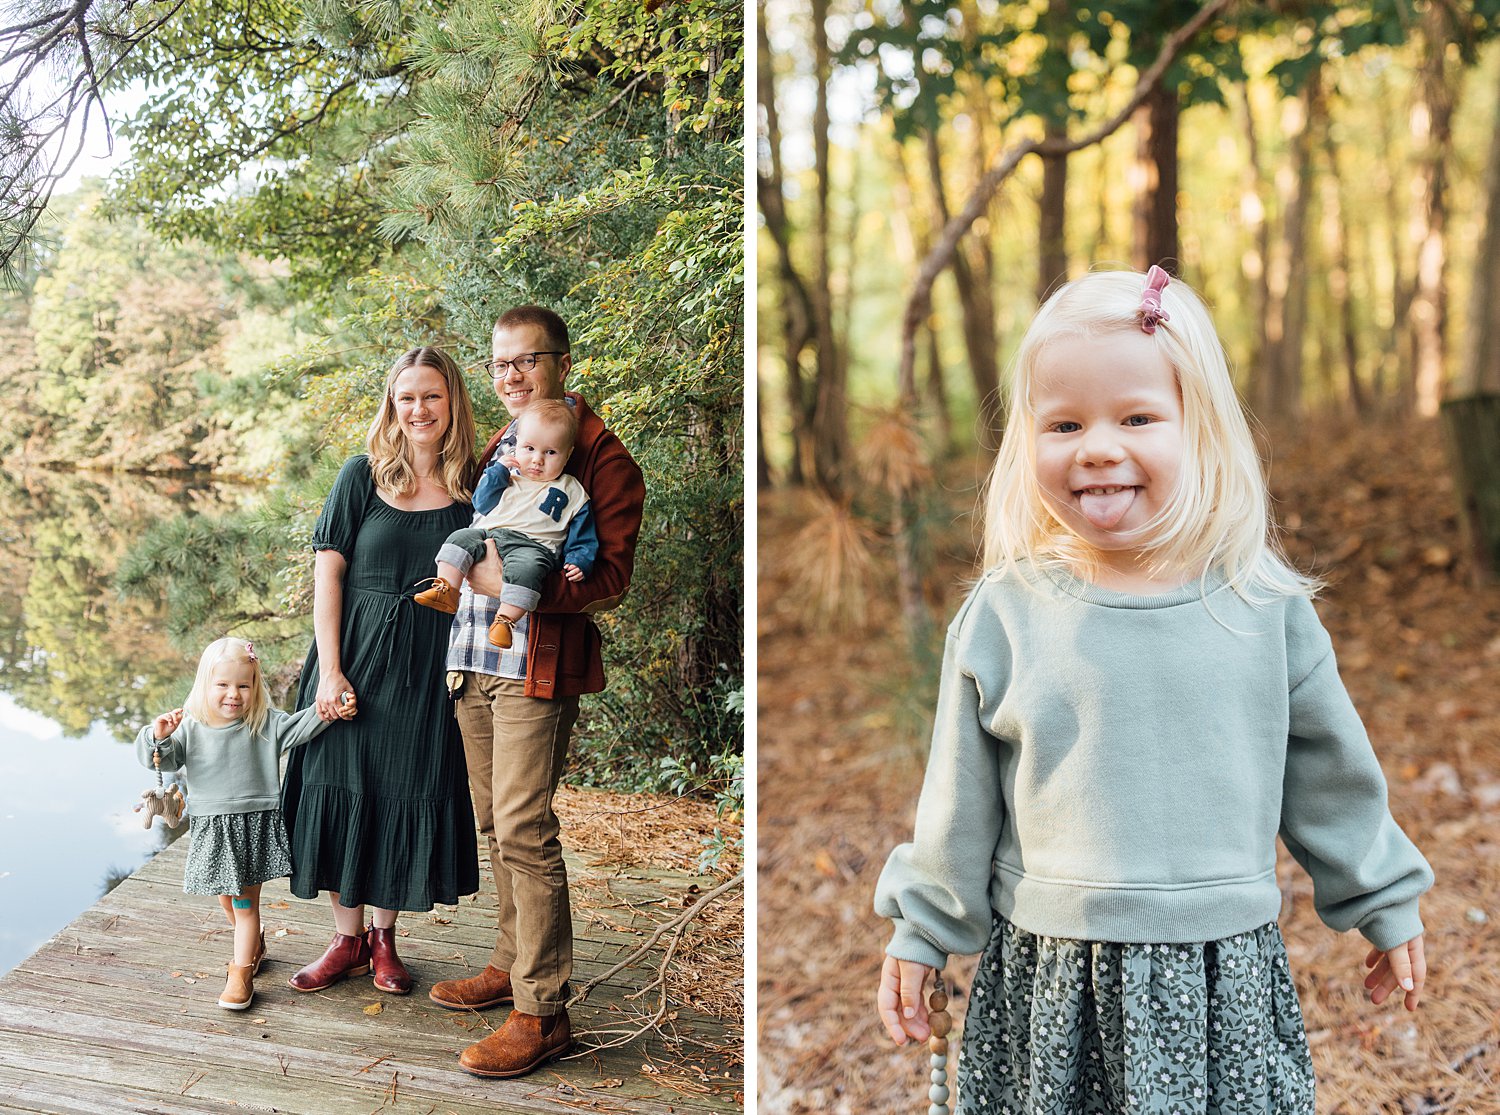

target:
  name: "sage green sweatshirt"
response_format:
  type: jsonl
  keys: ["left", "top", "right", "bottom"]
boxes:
{"left": 135, "top": 706, "right": 331, "bottom": 816}
{"left": 875, "top": 563, "right": 1432, "bottom": 970}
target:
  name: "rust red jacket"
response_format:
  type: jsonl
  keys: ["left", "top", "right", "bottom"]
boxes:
{"left": 476, "top": 392, "right": 645, "bottom": 698}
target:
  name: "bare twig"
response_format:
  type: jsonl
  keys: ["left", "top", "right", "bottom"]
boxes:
{"left": 567, "top": 872, "right": 743, "bottom": 1005}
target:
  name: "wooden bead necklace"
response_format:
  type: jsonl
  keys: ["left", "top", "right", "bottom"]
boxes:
{"left": 925, "top": 972, "right": 952, "bottom": 1115}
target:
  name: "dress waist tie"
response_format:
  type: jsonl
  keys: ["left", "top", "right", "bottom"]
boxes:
{"left": 367, "top": 587, "right": 421, "bottom": 689}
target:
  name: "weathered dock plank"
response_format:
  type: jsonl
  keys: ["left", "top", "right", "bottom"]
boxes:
{"left": 0, "top": 837, "right": 742, "bottom": 1115}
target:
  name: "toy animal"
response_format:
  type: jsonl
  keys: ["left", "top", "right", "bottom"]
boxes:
{"left": 135, "top": 783, "right": 186, "bottom": 829}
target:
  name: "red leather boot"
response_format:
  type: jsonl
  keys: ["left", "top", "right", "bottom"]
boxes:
{"left": 287, "top": 932, "right": 371, "bottom": 992}
{"left": 366, "top": 926, "right": 413, "bottom": 994}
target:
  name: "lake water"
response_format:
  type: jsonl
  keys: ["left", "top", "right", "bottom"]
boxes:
{"left": 0, "top": 468, "right": 263, "bottom": 975}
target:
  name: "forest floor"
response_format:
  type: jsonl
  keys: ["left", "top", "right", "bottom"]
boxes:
{"left": 756, "top": 417, "right": 1500, "bottom": 1114}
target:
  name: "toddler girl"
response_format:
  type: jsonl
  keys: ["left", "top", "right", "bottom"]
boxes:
{"left": 875, "top": 267, "right": 1433, "bottom": 1112}
{"left": 136, "top": 637, "right": 355, "bottom": 1011}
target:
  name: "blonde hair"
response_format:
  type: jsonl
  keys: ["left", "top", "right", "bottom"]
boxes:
{"left": 516, "top": 398, "right": 578, "bottom": 451}
{"left": 366, "top": 346, "right": 477, "bottom": 502}
{"left": 184, "top": 637, "right": 272, "bottom": 736}
{"left": 982, "top": 267, "right": 1315, "bottom": 603}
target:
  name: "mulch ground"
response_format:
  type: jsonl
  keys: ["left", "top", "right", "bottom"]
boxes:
{"left": 755, "top": 417, "right": 1500, "bottom": 1114}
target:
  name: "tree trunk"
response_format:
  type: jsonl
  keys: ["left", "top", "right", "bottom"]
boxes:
{"left": 1132, "top": 83, "right": 1179, "bottom": 272}
{"left": 923, "top": 127, "right": 1001, "bottom": 447}
{"left": 808, "top": 0, "right": 847, "bottom": 494}
{"left": 925, "top": 325, "right": 952, "bottom": 449}
{"left": 1038, "top": 121, "right": 1069, "bottom": 302}
{"left": 1409, "top": 3, "right": 1460, "bottom": 417}
{"left": 1364, "top": 68, "right": 1411, "bottom": 410}
{"left": 1235, "top": 81, "right": 1270, "bottom": 392}
{"left": 1318, "top": 91, "right": 1365, "bottom": 416}
{"left": 1441, "top": 396, "right": 1500, "bottom": 582}
{"left": 1260, "top": 68, "right": 1319, "bottom": 424}
{"left": 755, "top": 0, "right": 812, "bottom": 485}
{"left": 1036, "top": 0, "right": 1071, "bottom": 302}
{"left": 1459, "top": 55, "right": 1500, "bottom": 397}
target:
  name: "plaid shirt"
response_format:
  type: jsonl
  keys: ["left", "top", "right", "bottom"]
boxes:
{"left": 446, "top": 582, "right": 529, "bottom": 679}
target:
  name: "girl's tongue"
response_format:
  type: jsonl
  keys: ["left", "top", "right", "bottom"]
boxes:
{"left": 1078, "top": 487, "right": 1136, "bottom": 530}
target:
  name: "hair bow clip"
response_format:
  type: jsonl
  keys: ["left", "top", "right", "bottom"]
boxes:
{"left": 1139, "top": 265, "right": 1171, "bottom": 335}
{"left": 244, "top": 641, "right": 257, "bottom": 661}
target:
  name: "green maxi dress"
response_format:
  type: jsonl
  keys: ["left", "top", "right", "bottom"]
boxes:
{"left": 281, "top": 455, "right": 479, "bottom": 911}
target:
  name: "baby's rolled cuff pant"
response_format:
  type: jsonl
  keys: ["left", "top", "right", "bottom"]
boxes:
{"left": 437, "top": 527, "right": 559, "bottom": 611}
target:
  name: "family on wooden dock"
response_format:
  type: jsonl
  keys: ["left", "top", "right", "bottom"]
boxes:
{"left": 133, "top": 305, "right": 645, "bottom": 1080}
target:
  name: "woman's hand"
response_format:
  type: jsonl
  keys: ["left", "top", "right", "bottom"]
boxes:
{"left": 562, "top": 563, "right": 585, "bottom": 583}
{"left": 877, "top": 954, "right": 934, "bottom": 1045}
{"left": 466, "top": 538, "right": 506, "bottom": 597}
{"left": 1364, "top": 934, "right": 1426, "bottom": 1011}
{"left": 316, "top": 671, "right": 356, "bottom": 722}
{"left": 153, "top": 708, "right": 184, "bottom": 741}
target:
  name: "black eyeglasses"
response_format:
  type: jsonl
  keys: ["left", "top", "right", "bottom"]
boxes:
{"left": 485, "top": 352, "right": 564, "bottom": 377}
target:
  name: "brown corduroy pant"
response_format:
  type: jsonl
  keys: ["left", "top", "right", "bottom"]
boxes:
{"left": 454, "top": 674, "right": 580, "bottom": 1016}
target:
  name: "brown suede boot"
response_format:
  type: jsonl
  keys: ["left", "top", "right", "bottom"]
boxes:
{"left": 487, "top": 615, "right": 514, "bottom": 648}
{"left": 365, "top": 926, "right": 412, "bottom": 994}
{"left": 287, "top": 932, "right": 371, "bottom": 992}
{"left": 429, "top": 965, "right": 514, "bottom": 1011}
{"left": 218, "top": 964, "right": 255, "bottom": 1011}
{"left": 413, "top": 577, "right": 460, "bottom": 614}
{"left": 459, "top": 1009, "right": 572, "bottom": 1078}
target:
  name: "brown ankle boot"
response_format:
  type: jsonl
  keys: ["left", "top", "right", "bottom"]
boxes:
{"left": 429, "top": 965, "right": 513, "bottom": 1010}
{"left": 219, "top": 963, "right": 255, "bottom": 1010}
{"left": 366, "top": 926, "right": 412, "bottom": 994}
{"left": 487, "top": 615, "right": 514, "bottom": 648}
{"left": 459, "top": 1008, "right": 572, "bottom": 1078}
{"left": 413, "top": 577, "right": 459, "bottom": 614}
{"left": 287, "top": 932, "right": 371, "bottom": 992}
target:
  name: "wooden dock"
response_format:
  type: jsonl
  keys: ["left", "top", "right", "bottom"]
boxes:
{"left": 0, "top": 836, "right": 742, "bottom": 1114}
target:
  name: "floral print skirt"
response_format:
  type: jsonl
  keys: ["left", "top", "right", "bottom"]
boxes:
{"left": 955, "top": 918, "right": 1315, "bottom": 1114}
{"left": 182, "top": 808, "right": 294, "bottom": 897}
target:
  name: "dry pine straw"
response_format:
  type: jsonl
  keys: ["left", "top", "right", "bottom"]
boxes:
{"left": 554, "top": 785, "right": 744, "bottom": 1027}
{"left": 757, "top": 419, "right": 1500, "bottom": 1114}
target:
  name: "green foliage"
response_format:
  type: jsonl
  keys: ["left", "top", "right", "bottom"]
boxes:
{"left": 4, "top": 192, "right": 319, "bottom": 476}
{"left": 14, "top": 0, "right": 743, "bottom": 790}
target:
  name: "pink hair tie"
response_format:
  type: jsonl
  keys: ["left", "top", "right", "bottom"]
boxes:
{"left": 1139, "top": 265, "right": 1171, "bottom": 334}
{"left": 244, "top": 641, "right": 257, "bottom": 661}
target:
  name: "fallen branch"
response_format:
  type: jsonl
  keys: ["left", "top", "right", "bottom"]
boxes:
{"left": 567, "top": 872, "right": 743, "bottom": 1005}
{"left": 565, "top": 871, "right": 743, "bottom": 1054}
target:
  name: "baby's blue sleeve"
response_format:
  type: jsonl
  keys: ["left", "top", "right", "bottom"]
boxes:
{"left": 562, "top": 503, "right": 598, "bottom": 576}
{"left": 471, "top": 458, "right": 514, "bottom": 517}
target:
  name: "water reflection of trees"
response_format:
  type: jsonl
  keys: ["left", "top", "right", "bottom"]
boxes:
{"left": 0, "top": 468, "right": 259, "bottom": 737}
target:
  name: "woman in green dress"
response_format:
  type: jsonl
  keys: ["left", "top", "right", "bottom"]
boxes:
{"left": 281, "top": 346, "right": 481, "bottom": 994}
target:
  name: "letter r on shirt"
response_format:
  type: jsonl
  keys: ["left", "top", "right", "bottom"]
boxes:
{"left": 538, "top": 487, "right": 570, "bottom": 522}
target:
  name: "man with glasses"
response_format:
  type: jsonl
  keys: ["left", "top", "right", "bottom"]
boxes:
{"left": 430, "top": 305, "right": 645, "bottom": 1078}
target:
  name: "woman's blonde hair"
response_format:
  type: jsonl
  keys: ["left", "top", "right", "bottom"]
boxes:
{"left": 184, "top": 637, "right": 271, "bottom": 736}
{"left": 982, "top": 267, "right": 1315, "bottom": 602}
{"left": 367, "top": 346, "right": 477, "bottom": 502}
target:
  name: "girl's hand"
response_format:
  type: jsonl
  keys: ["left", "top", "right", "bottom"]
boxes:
{"left": 877, "top": 954, "right": 934, "bottom": 1045}
{"left": 562, "top": 563, "right": 585, "bottom": 583}
{"left": 337, "top": 692, "right": 358, "bottom": 720}
{"left": 153, "top": 708, "right": 184, "bottom": 741}
{"left": 316, "top": 671, "right": 355, "bottom": 723}
{"left": 1364, "top": 934, "right": 1426, "bottom": 1011}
